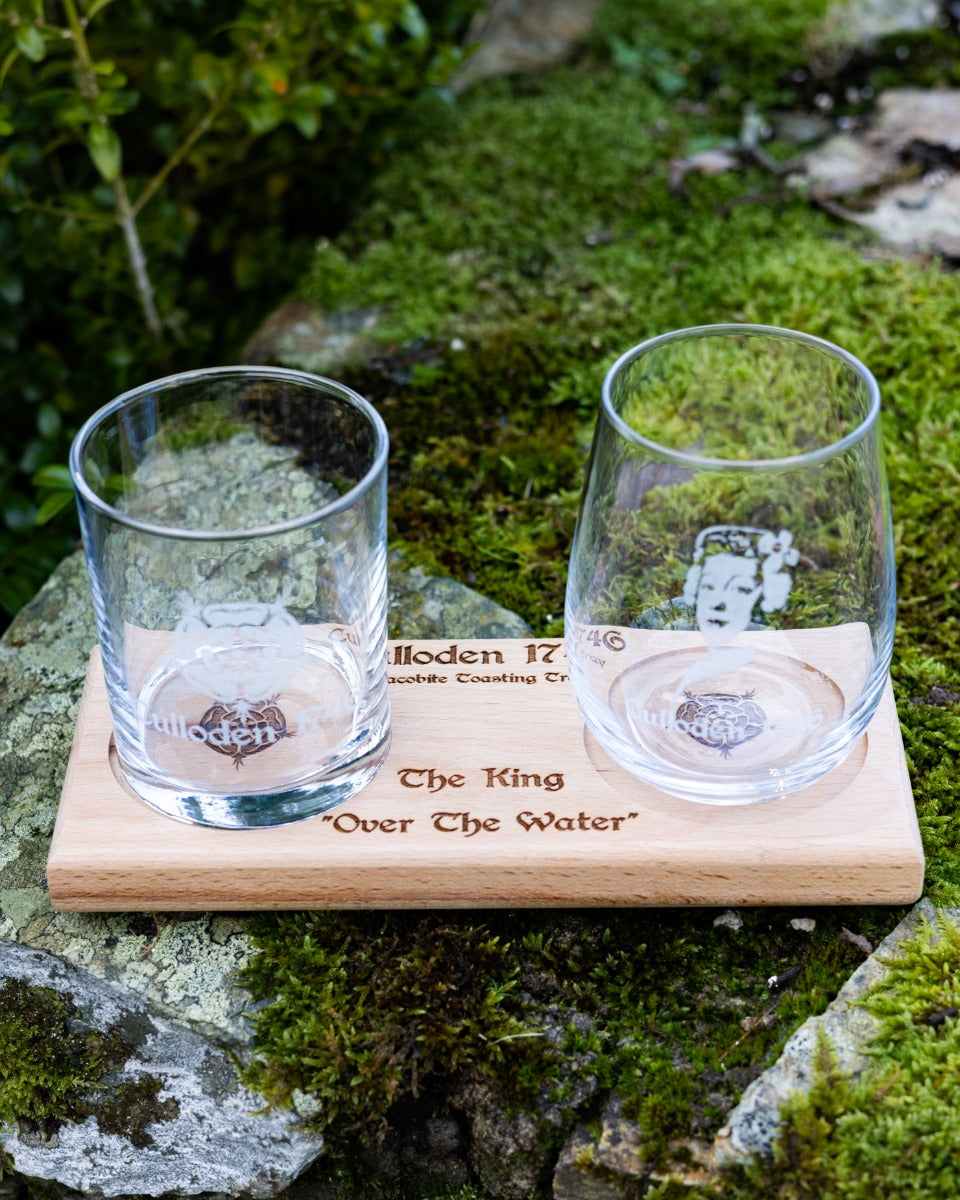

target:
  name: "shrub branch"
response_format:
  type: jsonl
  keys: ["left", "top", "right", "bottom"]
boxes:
{"left": 63, "top": 0, "right": 164, "bottom": 341}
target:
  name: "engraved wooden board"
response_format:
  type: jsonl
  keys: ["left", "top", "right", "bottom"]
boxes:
{"left": 47, "top": 638, "right": 924, "bottom": 911}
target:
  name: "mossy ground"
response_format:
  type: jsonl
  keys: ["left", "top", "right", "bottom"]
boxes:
{"left": 244, "top": 906, "right": 901, "bottom": 1196}
{"left": 240, "top": 1, "right": 960, "bottom": 1196}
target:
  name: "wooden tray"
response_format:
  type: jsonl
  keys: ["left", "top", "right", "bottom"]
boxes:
{"left": 47, "top": 638, "right": 924, "bottom": 911}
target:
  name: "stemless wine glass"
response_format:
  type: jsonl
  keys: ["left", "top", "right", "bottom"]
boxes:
{"left": 565, "top": 325, "right": 896, "bottom": 805}
{"left": 70, "top": 366, "right": 391, "bottom": 828}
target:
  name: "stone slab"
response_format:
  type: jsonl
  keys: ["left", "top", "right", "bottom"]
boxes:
{"left": 0, "top": 940, "right": 321, "bottom": 1198}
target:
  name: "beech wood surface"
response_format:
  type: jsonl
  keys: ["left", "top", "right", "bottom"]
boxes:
{"left": 47, "top": 638, "right": 924, "bottom": 911}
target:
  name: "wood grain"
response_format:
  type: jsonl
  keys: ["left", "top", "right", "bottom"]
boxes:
{"left": 47, "top": 637, "right": 924, "bottom": 911}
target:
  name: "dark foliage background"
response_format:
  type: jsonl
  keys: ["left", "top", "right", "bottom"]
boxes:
{"left": 0, "top": 0, "right": 479, "bottom": 619}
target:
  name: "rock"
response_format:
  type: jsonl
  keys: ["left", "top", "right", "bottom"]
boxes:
{"left": 0, "top": 549, "right": 528, "bottom": 1197}
{"left": 452, "top": 1074, "right": 553, "bottom": 1200}
{"left": 798, "top": 89, "right": 960, "bottom": 258}
{"left": 243, "top": 300, "right": 383, "bottom": 376}
{"left": 803, "top": 88, "right": 960, "bottom": 196}
{"left": 806, "top": 0, "right": 940, "bottom": 70}
{"left": 404, "top": 1116, "right": 471, "bottom": 1193}
{"left": 291, "top": 1104, "right": 470, "bottom": 1199}
{"left": 669, "top": 148, "right": 742, "bottom": 194}
{"left": 553, "top": 1094, "right": 647, "bottom": 1200}
{"left": 799, "top": 130, "right": 893, "bottom": 198}
{"left": 0, "top": 941, "right": 318, "bottom": 1199}
{"left": 715, "top": 898, "right": 938, "bottom": 1162}
{"left": 790, "top": 917, "right": 817, "bottom": 933}
{"left": 553, "top": 1093, "right": 719, "bottom": 1197}
{"left": 553, "top": 1124, "right": 631, "bottom": 1200}
{"left": 853, "top": 173, "right": 960, "bottom": 259}
{"left": 854, "top": 87, "right": 960, "bottom": 156}
{"left": 389, "top": 556, "right": 529, "bottom": 639}
{"left": 450, "top": 1003, "right": 600, "bottom": 1200}
{"left": 370, "top": 1113, "right": 471, "bottom": 1197}
{"left": 838, "top": 926, "right": 873, "bottom": 955}
{"left": 452, "top": 0, "right": 604, "bottom": 92}
{"left": 714, "top": 911, "right": 744, "bottom": 931}
{"left": 770, "top": 111, "right": 834, "bottom": 146}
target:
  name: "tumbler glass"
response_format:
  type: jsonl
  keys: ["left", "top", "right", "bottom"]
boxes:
{"left": 565, "top": 325, "right": 895, "bottom": 804}
{"left": 70, "top": 366, "right": 391, "bottom": 828}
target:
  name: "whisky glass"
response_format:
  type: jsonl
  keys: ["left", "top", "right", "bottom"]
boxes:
{"left": 71, "top": 366, "right": 390, "bottom": 828}
{"left": 565, "top": 325, "right": 895, "bottom": 804}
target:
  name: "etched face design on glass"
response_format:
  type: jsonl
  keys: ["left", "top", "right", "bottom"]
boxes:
{"left": 682, "top": 526, "right": 800, "bottom": 650}
{"left": 677, "top": 525, "right": 801, "bottom": 703}
{"left": 694, "top": 552, "right": 763, "bottom": 644}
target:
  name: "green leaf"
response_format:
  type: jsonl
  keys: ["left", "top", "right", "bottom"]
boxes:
{"left": 400, "top": 4, "right": 429, "bottom": 41}
{"left": 0, "top": 271, "right": 23, "bottom": 306}
{"left": 652, "top": 67, "right": 686, "bottom": 97}
{"left": 187, "top": 51, "right": 228, "bottom": 101}
{"left": 52, "top": 97, "right": 95, "bottom": 129}
{"left": 86, "top": 122, "right": 122, "bottom": 183}
{"left": 35, "top": 491, "right": 74, "bottom": 525}
{"left": 0, "top": 47, "right": 19, "bottom": 91}
{"left": 86, "top": 0, "right": 120, "bottom": 20}
{"left": 35, "top": 404, "right": 62, "bottom": 439}
{"left": 253, "top": 60, "right": 289, "bottom": 96}
{"left": 292, "top": 81, "right": 336, "bottom": 108}
{"left": 19, "top": 438, "right": 49, "bottom": 474}
{"left": 15, "top": 25, "right": 46, "bottom": 64}
{"left": 236, "top": 99, "right": 284, "bottom": 137}
{"left": 32, "top": 464, "right": 74, "bottom": 491}
{"left": 609, "top": 35, "right": 644, "bottom": 73}
{"left": 292, "top": 111, "right": 319, "bottom": 139}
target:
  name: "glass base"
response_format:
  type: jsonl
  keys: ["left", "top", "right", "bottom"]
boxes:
{"left": 110, "top": 730, "right": 391, "bottom": 828}
{"left": 584, "top": 647, "right": 861, "bottom": 805}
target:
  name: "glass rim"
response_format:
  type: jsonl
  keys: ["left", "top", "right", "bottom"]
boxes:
{"left": 69, "top": 365, "right": 389, "bottom": 541}
{"left": 601, "top": 323, "right": 882, "bottom": 471}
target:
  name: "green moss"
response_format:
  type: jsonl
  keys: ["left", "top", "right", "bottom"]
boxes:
{"left": 317, "top": 56, "right": 960, "bottom": 692}
{"left": 94, "top": 1074, "right": 179, "bottom": 1150}
{"left": 648, "top": 1183, "right": 711, "bottom": 1200}
{"left": 315, "top": 0, "right": 960, "bottom": 892}
{"left": 239, "top": 911, "right": 555, "bottom": 1149}
{"left": 423, "top": 1190, "right": 490, "bottom": 1200}
{"left": 632, "top": 1064, "right": 696, "bottom": 1161}
{"left": 0, "top": 979, "right": 178, "bottom": 1147}
{"left": 0, "top": 980, "right": 112, "bottom": 1135}
{"left": 589, "top": 0, "right": 831, "bottom": 115}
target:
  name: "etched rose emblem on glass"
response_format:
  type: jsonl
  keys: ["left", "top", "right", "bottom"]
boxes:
{"left": 565, "top": 325, "right": 895, "bottom": 804}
